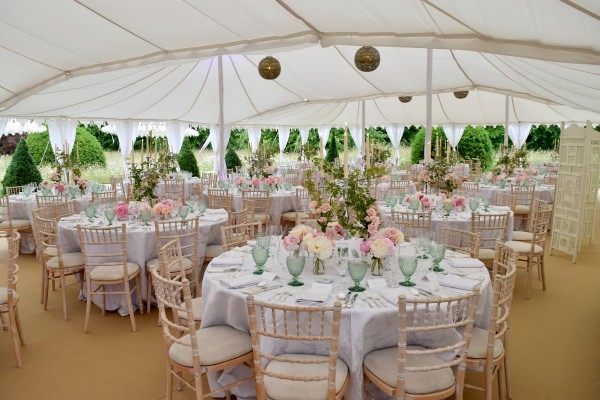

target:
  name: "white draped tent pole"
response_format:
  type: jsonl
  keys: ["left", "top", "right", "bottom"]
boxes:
{"left": 0, "top": 119, "right": 7, "bottom": 137}
{"left": 165, "top": 122, "right": 186, "bottom": 154}
{"left": 441, "top": 124, "right": 466, "bottom": 149}
{"left": 386, "top": 124, "right": 404, "bottom": 165}
{"left": 504, "top": 95, "right": 510, "bottom": 155}
{"left": 247, "top": 126, "right": 262, "bottom": 154}
{"left": 349, "top": 125, "right": 363, "bottom": 156}
{"left": 299, "top": 127, "right": 310, "bottom": 146}
{"left": 278, "top": 126, "right": 290, "bottom": 163}
{"left": 425, "top": 48, "right": 433, "bottom": 163}
{"left": 47, "top": 120, "right": 77, "bottom": 154}
{"left": 318, "top": 126, "right": 331, "bottom": 159}
{"left": 507, "top": 123, "right": 532, "bottom": 149}
{"left": 361, "top": 100, "right": 366, "bottom": 158}
{"left": 116, "top": 120, "right": 137, "bottom": 177}
{"left": 218, "top": 55, "right": 226, "bottom": 179}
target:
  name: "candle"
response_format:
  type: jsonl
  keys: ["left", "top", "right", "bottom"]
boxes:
{"left": 365, "top": 133, "right": 370, "bottom": 169}
{"left": 344, "top": 124, "right": 349, "bottom": 179}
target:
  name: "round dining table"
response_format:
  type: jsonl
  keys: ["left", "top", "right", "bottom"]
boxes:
{"left": 57, "top": 209, "right": 228, "bottom": 315}
{"left": 210, "top": 188, "right": 297, "bottom": 223}
{"left": 201, "top": 246, "right": 493, "bottom": 400}
{"left": 478, "top": 183, "right": 556, "bottom": 204}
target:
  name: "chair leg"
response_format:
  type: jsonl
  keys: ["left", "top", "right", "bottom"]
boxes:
{"left": 484, "top": 365, "right": 493, "bottom": 400}
{"left": 166, "top": 365, "right": 174, "bottom": 400}
{"left": 526, "top": 254, "right": 533, "bottom": 300}
{"left": 101, "top": 285, "right": 106, "bottom": 316}
{"left": 504, "top": 336, "right": 513, "bottom": 399}
{"left": 0, "top": 312, "right": 7, "bottom": 331}
{"left": 498, "top": 359, "right": 506, "bottom": 400}
{"left": 14, "top": 307, "right": 25, "bottom": 345}
{"left": 40, "top": 261, "right": 45, "bottom": 304}
{"left": 146, "top": 270, "right": 152, "bottom": 314}
{"left": 9, "top": 308, "right": 22, "bottom": 368}
{"left": 136, "top": 274, "right": 143, "bottom": 315}
{"left": 364, "top": 373, "right": 371, "bottom": 399}
{"left": 539, "top": 255, "right": 547, "bottom": 291}
{"left": 43, "top": 268, "right": 50, "bottom": 311}
{"left": 124, "top": 281, "right": 137, "bottom": 332}
{"left": 84, "top": 276, "right": 92, "bottom": 333}
{"left": 60, "top": 271, "right": 68, "bottom": 320}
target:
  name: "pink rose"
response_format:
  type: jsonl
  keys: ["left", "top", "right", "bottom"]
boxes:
{"left": 318, "top": 217, "right": 327, "bottom": 223}
{"left": 309, "top": 201, "right": 318, "bottom": 209}
{"left": 364, "top": 216, "right": 371, "bottom": 222}
{"left": 368, "top": 223, "right": 378, "bottom": 234}
{"left": 366, "top": 208, "right": 376, "bottom": 216}
{"left": 321, "top": 203, "right": 331, "bottom": 212}
{"left": 370, "top": 215, "right": 379, "bottom": 224}
{"left": 360, "top": 241, "right": 371, "bottom": 253}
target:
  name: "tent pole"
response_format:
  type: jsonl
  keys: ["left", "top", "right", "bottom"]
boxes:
{"left": 361, "top": 100, "right": 366, "bottom": 160}
{"left": 218, "top": 55, "right": 225, "bottom": 179}
{"left": 504, "top": 95, "right": 509, "bottom": 156}
{"left": 425, "top": 48, "right": 433, "bottom": 163}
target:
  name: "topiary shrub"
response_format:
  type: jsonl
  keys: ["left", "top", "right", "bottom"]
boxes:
{"left": 325, "top": 131, "right": 339, "bottom": 163}
{"left": 26, "top": 132, "right": 55, "bottom": 165}
{"left": 456, "top": 125, "right": 494, "bottom": 170}
{"left": 2, "top": 139, "right": 43, "bottom": 193}
{"left": 410, "top": 127, "right": 446, "bottom": 164}
{"left": 225, "top": 147, "right": 242, "bottom": 171}
{"left": 72, "top": 126, "right": 106, "bottom": 167}
{"left": 177, "top": 137, "right": 200, "bottom": 177}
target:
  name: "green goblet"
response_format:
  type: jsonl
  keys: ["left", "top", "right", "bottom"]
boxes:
{"left": 410, "top": 200, "right": 419, "bottom": 212}
{"left": 252, "top": 246, "right": 269, "bottom": 275}
{"left": 347, "top": 260, "right": 369, "bottom": 292}
{"left": 104, "top": 208, "right": 116, "bottom": 226}
{"left": 399, "top": 255, "right": 418, "bottom": 287}
{"left": 178, "top": 206, "right": 189, "bottom": 221}
{"left": 388, "top": 196, "right": 398, "bottom": 209}
{"left": 483, "top": 198, "right": 491, "bottom": 212}
{"left": 286, "top": 255, "right": 305, "bottom": 286}
{"left": 140, "top": 210, "right": 152, "bottom": 227}
{"left": 197, "top": 201, "right": 207, "bottom": 216}
{"left": 443, "top": 201, "right": 453, "bottom": 216}
{"left": 84, "top": 206, "right": 95, "bottom": 223}
{"left": 430, "top": 244, "right": 446, "bottom": 272}
{"left": 469, "top": 198, "right": 479, "bottom": 213}
{"left": 256, "top": 232, "right": 271, "bottom": 249}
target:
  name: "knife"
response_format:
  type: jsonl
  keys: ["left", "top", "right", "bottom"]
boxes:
{"left": 242, "top": 284, "right": 283, "bottom": 295}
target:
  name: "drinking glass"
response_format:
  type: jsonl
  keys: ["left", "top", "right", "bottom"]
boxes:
{"left": 286, "top": 255, "right": 305, "bottom": 286}
{"left": 267, "top": 225, "right": 282, "bottom": 270}
{"left": 430, "top": 244, "right": 446, "bottom": 272}
{"left": 398, "top": 255, "right": 418, "bottom": 287}
{"left": 69, "top": 186, "right": 78, "bottom": 199}
{"left": 140, "top": 210, "right": 152, "bottom": 228}
{"left": 84, "top": 206, "right": 95, "bottom": 223}
{"left": 284, "top": 182, "right": 293, "bottom": 191}
{"left": 104, "top": 208, "right": 116, "bottom": 226}
{"left": 197, "top": 201, "right": 207, "bottom": 216}
{"left": 252, "top": 246, "right": 269, "bottom": 275}
{"left": 178, "top": 206, "right": 189, "bottom": 221}
{"left": 23, "top": 185, "right": 32, "bottom": 197}
{"left": 41, "top": 188, "right": 50, "bottom": 196}
{"left": 410, "top": 200, "right": 419, "bottom": 212}
{"left": 347, "top": 260, "right": 369, "bottom": 292}
{"left": 388, "top": 195, "right": 398, "bottom": 209}
{"left": 256, "top": 232, "right": 271, "bottom": 249}
{"left": 483, "top": 198, "right": 491, "bottom": 212}
{"left": 469, "top": 198, "right": 479, "bottom": 213}
{"left": 443, "top": 201, "right": 453, "bottom": 216}
{"left": 417, "top": 234, "right": 431, "bottom": 259}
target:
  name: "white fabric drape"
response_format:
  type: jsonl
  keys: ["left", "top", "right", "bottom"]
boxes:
{"left": 507, "top": 123, "right": 532, "bottom": 149}
{"left": 247, "top": 126, "right": 261, "bottom": 153}
{"left": 116, "top": 121, "right": 137, "bottom": 177}
{"left": 441, "top": 124, "right": 466, "bottom": 149}
{"left": 209, "top": 124, "right": 231, "bottom": 174}
{"left": 318, "top": 126, "right": 331, "bottom": 158}
{"left": 349, "top": 125, "right": 363, "bottom": 154}
{"left": 47, "top": 120, "right": 77, "bottom": 153}
{"left": 166, "top": 122, "right": 186, "bottom": 154}
{"left": 0, "top": 120, "right": 7, "bottom": 137}
{"left": 278, "top": 126, "right": 291, "bottom": 162}
{"left": 386, "top": 124, "right": 404, "bottom": 163}
{"left": 299, "top": 127, "right": 311, "bottom": 145}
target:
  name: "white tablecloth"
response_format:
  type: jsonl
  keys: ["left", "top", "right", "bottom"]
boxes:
{"left": 123, "top": 178, "right": 201, "bottom": 197}
{"left": 378, "top": 182, "right": 418, "bottom": 195}
{"left": 479, "top": 184, "right": 555, "bottom": 204}
{"left": 201, "top": 250, "right": 492, "bottom": 400}
{"left": 231, "top": 190, "right": 296, "bottom": 223}
{"left": 57, "top": 211, "right": 227, "bottom": 315}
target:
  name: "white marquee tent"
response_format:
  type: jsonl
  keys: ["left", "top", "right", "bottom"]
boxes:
{"left": 0, "top": 0, "right": 599, "bottom": 164}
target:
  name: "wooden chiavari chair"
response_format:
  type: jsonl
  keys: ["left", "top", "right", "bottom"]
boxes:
{"left": 0, "top": 231, "right": 24, "bottom": 367}
{"left": 461, "top": 181, "right": 479, "bottom": 193}
{"left": 280, "top": 187, "right": 312, "bottom": 227}
{"left": 510, "top": 184, "right": 535, "bottom": 229}
{"left": 35, "top": 193, "right": 66, "bottom": 210}
{"left": 163, "top": 179, "right": 185, "bottom": 204}
{"left": 471, "top": 212, "right": 510, "bottom": 267}
{"left": 207, "top": 188, "right": 233, "bottom": 212}
{"left": 241, "top": 189, "right": 270, "bottom": 228}
{"left": 543, "top": 173, "right": 557, "bottom": 185}
{"left": 91, "top": 190, "right": 117, "bottom": 206}
{"left": 4, "top": 185, "right": 26, "bottom": 196}
{"left": 493, "top": 193, "right": 517, "bottom": 213}
{"left": 438, "top": 226, "right": 481, "bottom": 258}
{"left": 511, "top": 199, "right": 549, "bottom": 241}
{"left": 228, "top": 208, "right": 252, "bottom": 226}
{"left": 220, "top": 222, "right": 262, "bottom": 252}
{"left": 0, "top": 194, "right": 32, "bottom": 240}
{"left": 390, "top": 210, "right": 432, "bottom": 240}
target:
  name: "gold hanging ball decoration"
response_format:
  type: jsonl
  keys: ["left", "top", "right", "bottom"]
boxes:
{"left": 398, "top": 96, "right": 413, "bottom": 103}
{"left": 258, "top": 56, "right": 281, "bottom": 80}
{"left": 354, "top": 46, "right": 380, "bottom": 72}
{"left": 453, "top": 90, "right": 469, "bottom": 99}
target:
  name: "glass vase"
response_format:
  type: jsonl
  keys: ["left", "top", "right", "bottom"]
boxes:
{"left": 371, "top": 257, "right": 384, "bottom": 276}
{"left": 313, "top": 257, "right": 325, "bottom": 275}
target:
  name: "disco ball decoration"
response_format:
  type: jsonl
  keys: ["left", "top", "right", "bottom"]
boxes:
{"left": 398, "top": 96, "right": 413, "bottom": 103}
{"left": 258, "top": 56, "right": 281, "bottom": 80}
{"left": 354, "top": 46, "right": 380, "bottom": 72}
{"left": 453, "top": 91, "right": 469, "bottom": 99}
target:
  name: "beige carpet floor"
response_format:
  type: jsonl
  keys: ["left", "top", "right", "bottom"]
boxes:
{"left": 1, "top": 206, "right": 600, "bottom": 399}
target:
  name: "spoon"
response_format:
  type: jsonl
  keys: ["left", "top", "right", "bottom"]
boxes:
{"left": 410, "top": 288, "right": 420, "bottom": 296}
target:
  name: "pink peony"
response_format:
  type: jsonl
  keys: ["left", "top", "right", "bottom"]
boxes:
{"left": 251, "top": 178, "right": 260, "bottom": 187}
{"left": 370, "top": 215, "right": 379, "bottom": 224}
{"left": 360, "top": 241, "right": 371, "bottom": 253}
{"left": 364, "top": 216, "right": 371, "bottom": 222}
{"left": 309, "top": 200, "right": 318, "bottom": 210}
{"left": 421, "top": 196, "right": 430, "bottom": 208}
{"left": 114, "top": 202, "right": 130, "bottom": 219}
{"left": 366, "top": 208, "right": 376, "bottom": 216}
{"left": 318, "top": 216, "right": 327, "bottom": 223}
{"left": 321, "top": 203, "right": 331, "bottom": 212}
{"left": 55, "top": 183, "right": 65, "bottom": 193}
{"left": 368, "top": 223, "right": 379, "bottom": 234}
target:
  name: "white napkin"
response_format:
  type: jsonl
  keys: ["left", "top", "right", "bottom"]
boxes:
{"left": 446, "top": 258, "right": 485, "bottom": 268}
{"left": 444, "top": 250, "right": 470, "bottom": 259}
{"left": 490, "top": 205, "right": 511, "bottom": 211}
{"left": 199, "top": 215, "right": 227, "bottom": 222}
{"left": 457, "top": 211, "right": 472, "bottom": 220}
{"left": 206, "top": 265, "right": 239, "bottom": 273}
{"left": 211, "top": 257, "right": 243, "bottom": 266}
{"left": 206, "top": 208, "right": 228, "bottom": 215}
{"left": 295, "top": 289, "right": 330, "bottom": 305}
{"left": 439, "top": 275, "right": 481, "bottom": 291}
{"left": 219, "top": 275, "right": 262, "bottom": 289}
{"left": 247, "top": 240, "right": 256, "bottom": 247}
{"left": 380, "top": 287, "right": 416, "bottom": 305}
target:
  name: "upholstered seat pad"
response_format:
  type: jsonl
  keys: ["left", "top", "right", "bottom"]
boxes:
{"left": 177, "top": 297, "right": 204, "bottom": 321}
{"left": 264, "top": 353, "right": 348, "bottom": 400}
{"left": 466, "top": 327, "right": 504, "bottom": 359}
{"left": 478, "top": 248, "right": 496, "bottom": 260}
{"left": 505, "top": 241, "right": 543, "bottom": 254}
{"left": 280, "top": 211, "right": 310, "bottom": 220}
{"left": 146, "top": 257, "right": 193, "bottom": 272}
{"left": 168, "top": 325, "right": 251, "bottom": 367}
{"left": 46, "top": 252, "right": 84, "bottom": 269}
{"left": 0, "top": 287, "right": 18, "bottom": 304}
{"left": 204, "top": 245, "right": 224, "bottom": 258}
{"left": 512, "top": 231, "right": 534, "bottom": 241}
{"left": 89, "top": 262, "right": 140, "bottom": 280}
{"left": 44, "top": 246, "right": 58, "bottom": 256}
{"left": 0, "top": 219, "right": 31, "bottom": 229}
{"left": 514, "top": 205, "right": 531, "bottom": 214}
{"left": 252, "top": 213, "right": 268, "bottom": 221}
{"left": 363, "top": 346, "right": 455, "bottom": 395}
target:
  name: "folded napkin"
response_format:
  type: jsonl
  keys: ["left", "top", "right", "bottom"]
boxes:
{"left": 219, "top": 275, "right": 262, "bottom": 289}
{"left": 211, "top": 257, "right": 243, "bottom": 266}
{"left": 444, "top": 250, "right": 470, "bottom": 259}
{"left": 206, "top": 208, "right": 228, "bottom": 215}
{"left": 439, "top": 274, "right": 481, "bottom": 291}
{"left": 295, "top": 289, "right": 330, "bottom": 305}
{"left": 490, "top": 205, "right": 511, "bottom": 211}
{"left": 380, "top": 287, "right": 417, "bottom": 305}
{"left": 61, "top": 216, "right": 80, "bottom": 222}
{"left": 446, "top": 258, "right": 485, "bottom": 268}
{"left": 247, "top": 240, "right": 256, "bottom": 247}
{"left": 457, "top": 211, "right": 472, "bottom": 220}
{"left": 206, "top": 265, "right": 239, "bottom": 273}
{"left": 199, "top": 215, "right": 227, "bottom": 222}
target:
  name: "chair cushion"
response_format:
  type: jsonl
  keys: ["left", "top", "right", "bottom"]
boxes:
{"left": 514, "top": 205, "right": 531, "bottom": 214}
{"left": 363, "top": 346, "right": 455, "bottom": 395}
{"left": 44, "top": 246, "right": 58, "bottom": 256}
{"left": 46, "top": 252, "right": 84, "bottom": 269}
{"left": 512, "top": 231, "right": 534, "bottom": 241}
{"left": 89, "top": 262, "right": 140, "bottom": 280}
{"left": 0, "top": 219, "right": 31, "bottom": 229}
{"left": 0, "top": 287, "right": 18, "bottom": 304}
{"left": 466, "top": 327, "right": 504, "bottom": 359}
{"left": 263, "top": 353, "right": 348, "bottom": 400}
{"left": 204, "top": 245, "right": 224, "bottom": 258}
{"left": 146, "top": 257, "right": 193, "bottom": 272}
{"left": 177, "top": 297, "right": 205, "bottom": 321}
{"left": 478, "top": 248, "right": 496, "bottom": 260}
{"left": 281, "top": 211, "right": 310, "bottom": 220}
{"left": 252, "top": 213, "right": 269, "bottom": 222}
{"left": 168, "top": 325, "right": 251, "bottom": 367}
{"left": 505, "top": 241, "right": 543, "bottom": 254}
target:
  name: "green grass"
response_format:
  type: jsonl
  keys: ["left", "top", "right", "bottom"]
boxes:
{"left": 0, "top": 146, "right": 555, "bottom": 184}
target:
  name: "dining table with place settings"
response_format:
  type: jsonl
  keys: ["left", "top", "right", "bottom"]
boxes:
{"left": 207, "top": 187, "right": 299, "bottom": 223}
{"left": 478, "top": 183, "right": 556, "bottom": 204}
{"left": 56, "top": 208, "right": 229, "bottom": 315}
{"left": 200, "top": 244, "right": 493, "bottom": 400}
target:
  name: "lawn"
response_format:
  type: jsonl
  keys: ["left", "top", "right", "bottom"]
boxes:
{"left": 0, "top": 146, "right": 555, "bottom": 184}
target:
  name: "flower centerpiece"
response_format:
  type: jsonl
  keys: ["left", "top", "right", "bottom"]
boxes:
{"left": 451, "top": 195, "right": 466, "bottom": 211}
{"left": 233, "top": 176, "right": 246, "bottom": 187}
{"left": 54, "top": 182, "right": 66, "bottom": 194}
{"left": 515, "top": 171, "right": 528, "bottom": 185}
{"left": 309, "top": 200, "right": 335, "bottom": 233}
{"left": 282, "top": 224, "right": 314, "bottom": 256}
{"left": 40, "top": 180, "right": 54, "bottom": 195}
{"left": 152, "top": 199, "right": 175, "bottom": 220}
{"left": 114, "top": 202, "right": 130, "bottom": 220}
{"left": 302, "top": 231, "right": 335, "bottom": 275}
{"left": 325, "top": 222, "right": 345, "bottom": 240}
{"left": 418, "top": 170, "right": 431, "bottom": 193}
{"left": 50, "top": 171, "right": 62, "bottom": 183}
{"left": 420, "top": 195, "right": 432, "bottom": 210}
{"left": 378, "top": 227, "right": 405, "bottom": 245}
{"left": 360, "top": 233, "right": 396, "bottom": 276}
{"left": 442, "top": 172, "right": 461, "bottom": 194}
{"left": 75, "top": 177, "right": 89, "bottom": 195}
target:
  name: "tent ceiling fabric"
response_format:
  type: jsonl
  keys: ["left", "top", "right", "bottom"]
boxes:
{"left": 0, "top": 0, "right": 599, "bottom": 125}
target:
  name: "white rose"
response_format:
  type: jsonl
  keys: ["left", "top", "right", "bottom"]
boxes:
{"left": 314, "top": 236, "right": 333, "bottom": 259}
{"left": 370, "top": 239, "right": 389, "bottom": 259}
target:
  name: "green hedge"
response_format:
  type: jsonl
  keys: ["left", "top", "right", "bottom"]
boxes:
{"left": 410, "top": 127, "right": 446, "bottom": 164}
{"left": 2, "top": 139, "right": 42, "bottom": 192}
{"left": 177, "top": 137, "right": 200, "bottom": 177}
{"left": 456, "top": 126, "right": 494, "bottom": 170}
{"left": 325, "top": 131, "right": 339, "bottom": 162}
{"left": 73, "top": 126, "right": 107, "bottom": 167}
{"left": 225, "top": 147, "right": 242, "bottom": 171}
{"left": 26, "top": 132, "right": 55, "bottom": 165}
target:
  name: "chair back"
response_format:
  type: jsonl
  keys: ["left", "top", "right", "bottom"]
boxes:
{"left": 5, "top": 185, "right": 26, "bottom": 196}
{"left": 390, "top": 210, "right": 432, "bottom": 240}
{"left": 91, "top": 190, "right": 117, "bottom": 206}
{"left": 471, "top": 213, "right": 510, "bottom": 251}
{"left": 35, "top": 215, "right": 63, "bottom": 265}
{"left": 461, "top": 181, "right": 479, "bottom": 193}
{"left": 246, "top": 296, "right": 343, "bottom": 400}
{"left": 0, "top": 194, "right": 17, "bottom": 233}
{"left": 5, "top": 231, "right": 21, "bottom": 307}
{"left": 38, "top": 200, "right": 77, "bottom": 220}
{"left": 163, "top": 179, "right": 185, "bottom": 203}
{"left": 543, "top": 173, "right": 557, "bottom": 185}
{"left": 207, "top": 189, "right": 233, "bottom": 212}
{"left": 242, "top": 189, "right": 270, "bottom": 216}
{"left": 153, "top": 217, "right": 199, "bottom": 270}
{"left": 390, "top": 179, "right": 411, "bottom": 191}
{"left": 293, "top": 188, "right": 312, "bottom": 224}
{"left": 229, "top": 208, "right": 252, "bottom": 225}
{"left": 35, "top": 194, "right": 66, "bottom": 209}
{"left": 191, "top": 182, "right": 204, "bottom": 197}
{"left": 77, "top": 225, "right": 129, "bottom": 279}
{"left": 221, "top": 222, "right": 261, "bottom": 251}
{"left": 391, "top": 289, "right": 480, "bottom": 399}
{"left": 438, "top": 226, "right": 481, "bottom": 258}
{"left": 510, "top": 184, "right": 535, "bottom": 209}
{"left": 531, "top": 205, "right": 553, "bottom": 248}
{"left": 284, "top": 170, "right": 301, "bottom": 186}
{"left": 493, "top": 193, "right": 517, "bottom": 212}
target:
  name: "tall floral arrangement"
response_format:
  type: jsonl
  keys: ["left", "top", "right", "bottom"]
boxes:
{"left": 128, "top": 158, "right": 160, "bottom": 201}
{"left": 245, "top": 143, "right": 275, "bottom": 179}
